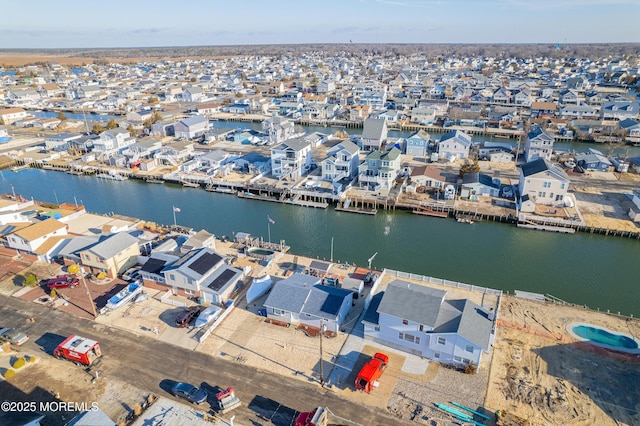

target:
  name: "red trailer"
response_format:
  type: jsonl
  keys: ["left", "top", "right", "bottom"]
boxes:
{"left": 354, "top": 352, "right": 388, "bottom": 393}
{"left": 295, "top": 407, "right": 328, "bottom": 426}
{"left": 53, "top": 334, "right": 102, "bottom": 366}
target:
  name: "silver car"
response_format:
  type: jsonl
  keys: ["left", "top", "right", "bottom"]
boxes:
{"left": 0, "top": 328, "right": 30, "bottom": 346}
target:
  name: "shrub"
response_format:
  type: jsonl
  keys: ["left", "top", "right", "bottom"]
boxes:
{"left": 23, "top": 273, "right": 39, "bottom": 287}
{"left": 2, "top": 369, "right": 16, "bottom": 379}
{"left": 12, "top": 358, "right": 26, "bottom": 369}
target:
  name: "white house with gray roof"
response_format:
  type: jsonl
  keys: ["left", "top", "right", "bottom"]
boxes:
{"left": 362, "top": 280, "right": 496, "bottom": 370}
{"left": 262, "top": 273, "right": 353, "bottom": 333}
{"left": 358, "top": 148, "right": 401, "bottom": 191}
{"left": 437, "top": 130, "right": 472, "bottom": 161}
{"left": 524, "top": 126, "right": 554, "bottom": 162}
{"left": 321, "top": 140, "right": 360, "bottom": 183}
{"left": 270, "top": 137, "right": 312, "bottom": 180}
{"left": 174, "top": 115, "right": 209, "bottom": 140}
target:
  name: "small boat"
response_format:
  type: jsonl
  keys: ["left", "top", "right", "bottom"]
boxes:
{"left": 145, "top": 178, "right": 165, "bottom": 184}
{"left": 106, "top": 282, "right": 142, "bottom": 310}
{"left": 195, "top": 304, "right": 223, "bottom": 328}
{"left": 96, "top": 173, "right": 127, "bottom": 181}
{"left": 182, "top": 180, "right": 200, "bottom": 188}
{"left": 246, "top": 275, "right": 273, "bottom": 304}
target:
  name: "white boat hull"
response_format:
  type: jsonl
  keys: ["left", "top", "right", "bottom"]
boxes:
{"left": 246, "top": 275, "right": 273, "bottom": 304}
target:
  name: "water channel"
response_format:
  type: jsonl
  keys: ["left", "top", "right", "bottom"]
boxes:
{"left": 3, "top": 168, "right": 640, "bottom": 317}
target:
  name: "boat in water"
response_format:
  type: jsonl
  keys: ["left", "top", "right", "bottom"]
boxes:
{"left": 96, "top": 173, "right": 127, "bottom": 181}
{"left": 195, "top": 304, "right": 223, "bottom": 328}
{"left": 246, "top": 275, "right": 273, "bottom": 304}
{"left": 106, "top": 282, "right": 142, "bottom": 310}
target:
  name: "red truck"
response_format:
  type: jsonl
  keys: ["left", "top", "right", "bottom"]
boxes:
{"left": 295, "top": 407, "right": 328, "bottom": 426}
{"left": 53, "top": 334, "right": 102, "bottom": 366}
{"left": 354, "top": 352, "right": 389, "bottom": 393}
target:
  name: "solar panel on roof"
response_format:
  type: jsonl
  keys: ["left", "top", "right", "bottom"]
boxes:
{"left": 320, "top": 293, "right": 343, "bottom": 315}
{"left": 0, "top": 225, "right": 16, "bottom": 235}
{"left": 189, "top": 252, "right": 222, "bottom": 275}
{"left": 208, "top": 268, "right": 237, "bottom": 291}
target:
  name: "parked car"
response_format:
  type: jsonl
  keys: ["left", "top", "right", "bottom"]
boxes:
{"left": 175, "top": 306, "right": 201, "bottom": 328}
{"left": 171, "top": 382, "right": 208, "bottom": 404}
{"left": 122, "top": 267, "right": 142, "bottom": 281}
{"left": 45, "top": 275, "right": 79, "bottom": 290}
{"left": 0, "top": 327, "right": 29, "bottom": 346}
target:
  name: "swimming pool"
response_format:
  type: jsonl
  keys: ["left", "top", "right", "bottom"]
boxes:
{"left": 568, "top": 323, "right": 639, "bottom": 354}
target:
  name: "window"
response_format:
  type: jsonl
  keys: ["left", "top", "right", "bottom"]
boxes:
{"left": 273, "top": 308, "right": 285, "bottom": 316}
{"left": 98, "top": 257, "right": 105, "bottom": 264}
{"left": 560, "top": 183, "right": 566, "bottom": 189}
{"left": 538, "top": 191, "right": 546, "bottom": 198}
{"left": 398, "top": 332, "right": 404, "bottom": 340}
{"left": 374, "top": 325, "right": 380, "bottom": 331}
{"left": 454, "top": 356, "right": 463, "bottom": 362}
{"left": 169, "top": 273, "right": 175, "bottom": 281}
{"left": 402, "top": 319, "right": 409, "bottom": 325}
{"left": 543, "top": 181, "right": 551, "bottom": 188}
{"left": 184, "top": 289, "right": 195, "bottom": 295}
{"left": 419, "top": 324, "right": 424, "bottom": 332}
{"left": 438, "top": 337, "right": 446, "bottom": 345}
{"left": 82, "top": 254, "right": 90, "bottom": 261}
{"left": 434, "top": 351, "right": 440, "bottom": 358}
{"left": 465, "top": 344, "right": 474, "bottom": 353}
{"left": 463, "top": 358, "right": 471, "bottom": 364}
{"left": 549, "top": 193, "right": 554, "bottom": 199}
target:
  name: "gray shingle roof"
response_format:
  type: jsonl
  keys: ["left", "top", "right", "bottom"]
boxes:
{"left": 377, "top": 280, "right": 446, "bottom": 326}
{"left": 439, "top": 130, "right": 472, "bottom": 147}
{"left": 520, "top": 158, "right": 569, "bottom": 181}
{"left": 88, "top": 232, "right": 138, "bottom": 259}
{"left": 362, "top": 118, "right": 387, "bottom": 139}
{"left": 301, "top": 286, "right": 352, "bottom": 319}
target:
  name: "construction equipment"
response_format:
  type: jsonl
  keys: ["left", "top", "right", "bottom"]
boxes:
{"left": 354, "top": 352, "right": 388, "bottom": 393}
{"left": 53, "top": 334, "right": 102, "bottom": 366}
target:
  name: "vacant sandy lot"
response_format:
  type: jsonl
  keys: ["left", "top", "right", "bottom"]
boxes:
{"left": 486, "top": 296, "right": 640, "bottom": 426}
{"left": 573, "top": 187, "right": 640, "bottom": 232}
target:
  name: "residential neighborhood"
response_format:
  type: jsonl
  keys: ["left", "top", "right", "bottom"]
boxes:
{"left": 1, "top": 46, "right": 640, "bottom": 426}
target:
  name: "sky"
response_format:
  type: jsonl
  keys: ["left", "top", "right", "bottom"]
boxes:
{"left": 1, "top": 0, "right": 639, "bottom": 49}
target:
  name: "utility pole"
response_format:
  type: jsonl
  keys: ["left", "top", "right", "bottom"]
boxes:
{"left": 80, "top": 268, "right": 98, "bottom": 318}
{"left": 319, "top": 320, "right": 325, "bottom": 386}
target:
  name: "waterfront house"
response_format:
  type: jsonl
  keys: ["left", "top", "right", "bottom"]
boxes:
{"left": 405, "top": 130, "right": 430, "bottom": 157}
{"left": 270, "top": 136, "right": 313, "bottom": 180}
{"left": 618, "top": 118, "right": 640, "bottom": 140}
{"left": 348, "top": 105, "right": 371, "bottom": 121}
{"left": 262, "top": 116, "right": 297, "bottom": 144}
{"left": 559, "top": 105, "right": 598, "bottom": 120}
{"left": 518, "top": 158, "right": 570, "bottom": 209}
{"left": 263, "top": 273, "right": 353, "bottom": 334}
{"left": 150, "top": 120, "right": 175, "bottom": 137}
{"left": 321, "top": 140, "right": 360, "bottom": 183}
{"left": 362, "top": 280, "right": 495, "bottom": 370}
{"left": 75, "top": 232, "right": 140, "bottom": 278}
{"left": 122, "top": 138, "right": 163, "bottom": 166}
{"left": 5, "top": 218, "right": 68, "bottom": 255}
{"left": 410, "top": 107, "right": 437, "bottom": 125}
{"left": 174, "top": 115, "right": 209, "bottom": 140}
{"left": 524, "top": 126, "right": 554, "bottom": 162}
{"left": 0, "top": 107, "right": 27, "bottom": 125}
{"left": 78, "top": 85, "right": 102, "bottom": 99}
{"left": 360, "top": 117, "right": 388, "bottom": 151}
{"left": 44, "top": 133, "right": 83, "bottom": 151}
{"left": 158, "top": 247, "right": 242, "bottom": 304}
{"left": 437, "top": 130, "right": 472, "bottom": 161}
{"left": 558, "top": 89, "right": 579, "bottom": 105}
{"left": 575, "top": 149, "right": 612, "bottom": 172}
{"left": 154, "top": 140, "right": 194, "bottom": 166}
{"left": 180, "top": 229, "right": 216, "bottom": 254}
{"left": 406, "top": 165, "right": 450, "bottom": 193}
{"left": 460, "top": 173, "right": 501, "bottom": 198}
{"left": 358, "top": 147, "right": 401, "bottom": 191}
{"left": 92, "top": 128, "right": 134, "bottom": 159}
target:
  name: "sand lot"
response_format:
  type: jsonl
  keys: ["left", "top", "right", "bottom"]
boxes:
{"left": 486, "top": 296, "right": 640, "bottom": 426}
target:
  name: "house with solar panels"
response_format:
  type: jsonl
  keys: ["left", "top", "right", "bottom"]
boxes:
{"left": 158, "top": 247, "right": 243, "bottom": 304}
{"left": 262, "top": 273, "right": 353, "bottom": 333}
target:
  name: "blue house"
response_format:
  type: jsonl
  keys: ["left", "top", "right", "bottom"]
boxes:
{"left": 576, "top": 149, "right": 612, "bottom": 172}
{"left": 406, "top": 130, "right": 431, "bottom": 157}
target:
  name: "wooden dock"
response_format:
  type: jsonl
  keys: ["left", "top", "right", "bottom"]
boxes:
{"left": 336, "top": 205, "right": 377, "bottom": 215}
{"left": 413, "top": 208, "right": 449, "bottom": 218}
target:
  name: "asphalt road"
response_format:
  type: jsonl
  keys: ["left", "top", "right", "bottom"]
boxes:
{"left": 0, "top": 295, "right": 405, "bottom": 426}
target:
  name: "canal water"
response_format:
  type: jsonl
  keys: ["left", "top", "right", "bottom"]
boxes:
{"left": 3, "top": 169, "right": 640, "bottom": 317}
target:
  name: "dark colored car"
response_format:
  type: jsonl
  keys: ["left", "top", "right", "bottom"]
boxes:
{"left": 171, "top": 382, "right": 208, "bottom": 404}
{"left": 175, "top": 306, "right": 201, "bottom": 328}
{"left": 46, "top": 275, "right": 79, "bottom": 290}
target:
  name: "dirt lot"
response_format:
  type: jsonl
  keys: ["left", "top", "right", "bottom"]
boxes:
{"left": 573, "top": 187, "right": 640, "bottom": 232}
{"left": 486, "top": 296, "right": 640, "bottom": 426}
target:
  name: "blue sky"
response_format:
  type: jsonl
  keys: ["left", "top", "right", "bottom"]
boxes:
{"left": 1, "top": 0, "right": 639, "bottom": 49}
